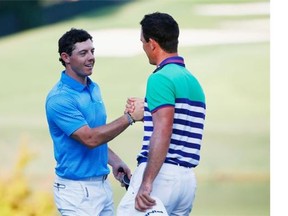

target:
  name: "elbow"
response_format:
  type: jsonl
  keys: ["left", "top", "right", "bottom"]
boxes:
{"left": 82, "top": 136, "right": 102, "bottom": 149}
{"left": 71, "top": 131, "right": 100, "bottom": 149}
{"left": 82, "top": 132, "right": 107, "bottom": 149}
{"left": 84, "top": 141, "right": 96, "bottom": 149}
{"left": 71, "top": 126, "right": 108, "bottom": 149}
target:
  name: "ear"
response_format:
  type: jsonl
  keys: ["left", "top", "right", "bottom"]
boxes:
{"left": 149, "top": 38, "right": 158, "bottom": 51}
{"left": 60, "top": 52, "right": 70, "bottom": 65}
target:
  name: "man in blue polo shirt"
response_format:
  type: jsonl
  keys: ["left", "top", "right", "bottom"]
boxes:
{"left": 117, "top": 12, "right": 206, "bottom": 216}
{"left": 45, "top": 28, "right": 143, "bottom": 216}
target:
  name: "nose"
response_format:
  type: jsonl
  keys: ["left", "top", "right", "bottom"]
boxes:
{"left": 88, "top": 51, "right": 95, "bottom": 61}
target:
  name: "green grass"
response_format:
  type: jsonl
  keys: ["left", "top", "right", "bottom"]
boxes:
{"left": 0, "top": 0, "right": 269, "bottom": 215}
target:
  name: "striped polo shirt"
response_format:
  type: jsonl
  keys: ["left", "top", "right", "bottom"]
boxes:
{"left": 137, "top": 56, "right": 206, "bottom": 168}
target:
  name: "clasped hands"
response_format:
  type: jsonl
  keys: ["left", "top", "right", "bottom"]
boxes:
{"left": 124, "top": 97, "right": 144, "bottom": 122}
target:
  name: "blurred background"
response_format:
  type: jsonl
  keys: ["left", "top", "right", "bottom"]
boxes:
{"left": 0, "top": 0, "right": 269, "bottom": 215}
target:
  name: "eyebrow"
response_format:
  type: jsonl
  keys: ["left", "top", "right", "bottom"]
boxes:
{"left": 77, "top": 47, "right": 95, "bottom": 53}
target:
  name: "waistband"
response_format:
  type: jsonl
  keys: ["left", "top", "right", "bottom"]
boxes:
{"left": 81, "top": 175, "right": 108, "bottom": 181}
{"left": 137, "top": 157, "right": 195, "bottom": 168}
{"left": 56, "top": 174, "right": 108, "bottom": 182}
{"left": 137, "top": 162, "right": 195, "bottom": 176}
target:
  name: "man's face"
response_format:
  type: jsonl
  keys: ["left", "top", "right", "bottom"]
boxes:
{"left": 140, "top": 31, "right": 149, "bottom": 54}
{"left": 67, "top": 39, "right": 95, "bottom": 77}
{"left": 140, "top": 31, "right": 155, "bottom": 65}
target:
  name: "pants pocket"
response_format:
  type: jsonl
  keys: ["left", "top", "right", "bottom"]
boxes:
{"left": 53, "top": 180, "right": 85, "bottom": 215}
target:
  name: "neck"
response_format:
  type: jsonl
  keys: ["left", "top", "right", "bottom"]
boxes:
{"left": 156, "top": 52, "right": 178, "bottom": 66}
{"left": 65, "top": 69, "right": 87, "bottom": 85}
{"left": 157, "top": 52, "right": 178, "bottom": 66}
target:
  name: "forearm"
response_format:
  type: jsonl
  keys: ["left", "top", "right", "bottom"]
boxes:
{"left": 91, "top": 114, "right": 130, "bottom": 146}
{"left": 108, "top": 147, "right": 123, "bottom": 167}
{"left": 71, "top": 98, "right": 143, "bottom": 148}
{"left": 72, "top": 114, "right": 131, "bottom": 148}
{"left": 142, "top": 133, "right": 170, "bottom": 185}
{"left": 108, "top": 147, "right": 131, "bottom": 180}
{"left": 92, "top": 99, "right": 144, "bottom": 147}
{"left": 135, "top": 130, "right": 170, "bottom": 211}
{"left": 142, "top": 107, "right": 174, "bottom": 185}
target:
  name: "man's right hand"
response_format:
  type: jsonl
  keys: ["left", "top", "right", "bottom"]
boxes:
{"left": 125, "top": 97, "right": 144, "bottom": 122}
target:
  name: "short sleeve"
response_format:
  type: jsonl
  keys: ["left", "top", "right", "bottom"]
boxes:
{"left": 146, "top": 73, "right": 175, "bottom": 112}
{"left": 46, "top": 95, "right": 87, "bottom": 136}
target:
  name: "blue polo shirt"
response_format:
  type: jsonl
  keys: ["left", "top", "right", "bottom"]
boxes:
{"left": 45, "top": 71, "right": 109, "bottom": 180}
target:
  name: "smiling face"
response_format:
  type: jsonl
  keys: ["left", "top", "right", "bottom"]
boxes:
{"left": 61, "top": 39, "right": 95, "bottom": 84}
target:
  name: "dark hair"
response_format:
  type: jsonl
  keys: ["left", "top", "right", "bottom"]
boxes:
{"left": 140, "top": 12, "right": 179, "bottom": 53}
{"left": 58, "top": 28, "right": 93, "bottom": 66}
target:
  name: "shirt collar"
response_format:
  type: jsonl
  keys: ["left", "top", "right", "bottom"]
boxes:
{"left": 61, "top": 71, "right": 93, "bottom": 92}
{"left": 153, "top": 56, "right": 185, "bottom": 73}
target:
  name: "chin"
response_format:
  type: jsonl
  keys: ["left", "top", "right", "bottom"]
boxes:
{"left": 86, "top": 69, "right": 93, "bottom": 75}
{"left": 149, "top": 60, "right": 156, "bottom": 66}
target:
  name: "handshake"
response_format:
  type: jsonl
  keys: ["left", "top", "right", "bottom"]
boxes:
{"left": 124, "top": 97, "right": 144, "bottom": 124}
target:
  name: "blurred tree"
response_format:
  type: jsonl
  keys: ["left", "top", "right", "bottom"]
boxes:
{"left": 0, "top": 0, "right": 131, "bottom": 37}
{"left": 0, "top": 0, "right": 41, "bottom": 34}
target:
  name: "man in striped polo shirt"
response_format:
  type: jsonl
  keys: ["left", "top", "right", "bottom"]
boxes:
{"left": 117, "top": 12, "right": 206, "bottom": 216}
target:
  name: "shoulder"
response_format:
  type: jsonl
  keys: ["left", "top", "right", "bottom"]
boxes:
{"left": 46, "top": 82, "right": 76, "bottom": 109}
